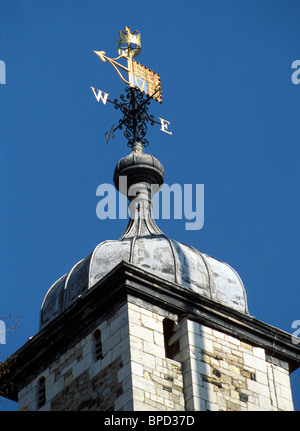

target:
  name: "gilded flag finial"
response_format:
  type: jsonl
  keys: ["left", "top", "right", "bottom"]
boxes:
{"left": 91, "top": 27, "right": 171, "bottom": 147}
{"left": 94, "top": 27, "right": 161, "bottom": 102}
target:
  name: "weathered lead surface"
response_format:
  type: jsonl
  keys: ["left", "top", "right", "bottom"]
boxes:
{"left": 40, "top": 147, "right": 249, "bottom": 329}
{"left": 40, "top": 233, "right": 249, "bottom": 329}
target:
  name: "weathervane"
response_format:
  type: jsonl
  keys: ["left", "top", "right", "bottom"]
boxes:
{"left": 90, "top": 27, "right": 172, "bottom": 147}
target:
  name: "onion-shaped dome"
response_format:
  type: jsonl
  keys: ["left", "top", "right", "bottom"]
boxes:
{"left": 40, "top": 143, "right": 248, "bottom": 329}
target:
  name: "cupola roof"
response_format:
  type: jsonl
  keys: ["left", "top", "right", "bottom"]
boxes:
{"left": 40, "top": 142, "right": 248, "bottom": 330}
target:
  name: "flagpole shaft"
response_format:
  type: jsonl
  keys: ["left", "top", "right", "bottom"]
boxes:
{"left": 130, "top": 87, "right": 139, "bottom": 143}
{"left": 127, "top": 57, "right": 133, "bottom": 87}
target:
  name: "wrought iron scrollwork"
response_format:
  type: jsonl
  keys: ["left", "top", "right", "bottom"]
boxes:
{"left": 112, "top": 86, "right": 159, "bottom": 148}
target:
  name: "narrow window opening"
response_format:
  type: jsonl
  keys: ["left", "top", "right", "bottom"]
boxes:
{"left": 37, "top": 376, "right": 46, "bottom": 409}
{"left": 163, "top": 318, "right": 180, "bottom": 360}
{"left": 94, "top": 329, "right": 103, "bottom": 361}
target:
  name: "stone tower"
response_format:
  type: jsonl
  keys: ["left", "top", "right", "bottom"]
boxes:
{"left": 0, "top": 139, "right": 299, "bottom": 412}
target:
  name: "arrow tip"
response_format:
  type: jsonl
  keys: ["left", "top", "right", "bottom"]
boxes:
{"left": 94, "top": 50, "right": 106, "bottom": 62}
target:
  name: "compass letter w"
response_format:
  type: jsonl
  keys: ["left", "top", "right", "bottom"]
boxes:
{"left": 90, "top": 86, "right": 109, "bottom": 104}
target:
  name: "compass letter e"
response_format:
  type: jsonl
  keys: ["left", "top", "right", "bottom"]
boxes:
{"left": 159, "top": 117, "right": 172, "bottom": 135}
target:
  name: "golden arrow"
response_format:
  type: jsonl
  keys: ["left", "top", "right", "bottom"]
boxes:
{"left": 93, "top": 50, "right": 132, "bottom": 85}
{"left": 94, "top": 27, "right": 142, "bottom": 87}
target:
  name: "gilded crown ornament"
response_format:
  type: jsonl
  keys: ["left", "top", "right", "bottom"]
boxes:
{"left": 117, "top": 27, "right": 141, "bottom": 58}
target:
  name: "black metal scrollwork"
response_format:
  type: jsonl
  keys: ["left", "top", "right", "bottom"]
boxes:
{"left": 113, "top": 86, "right": 159, "bottom": 148}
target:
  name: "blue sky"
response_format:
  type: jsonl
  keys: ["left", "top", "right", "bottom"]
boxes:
{"left": 0, "top": 0, "right": 299, "bottom": 411}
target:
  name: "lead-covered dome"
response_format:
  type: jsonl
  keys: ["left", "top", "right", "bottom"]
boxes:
{"left": 40, "top": 143, "right": 248, "bottom": 329}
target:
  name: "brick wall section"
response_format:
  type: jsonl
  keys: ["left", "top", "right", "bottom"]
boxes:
{"left": 17, "top": 301, "right": 185, "bottom": 411}
{"left": 50, "top": 356, "right": 123, "bottom": 410}
{"left": 178, "top": 319, "right": 294, "bottom": 411}
{"left": 17, "top": 304, "right": 133, "bottom": 411}
{"left": 127, "top": 302, "right": 185, "bottom": 411}
{"left": 17, "top": 300, "right": 294, "bottom": 411}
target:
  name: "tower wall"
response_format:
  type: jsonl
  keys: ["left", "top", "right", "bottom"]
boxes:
{"left": 17, "top": 303, "right": 133, "bottom": 411}
{"left": 177, "top": 319, "right": 294, "bottom": 411}
{"left": 127, "top": 301, "right": 185, "bottom": 410}
{"left": 17, "top": 295, "right": 294, "bottom": 411}
{"left": 17, "top": 300, "right": 185, "bottom": 411}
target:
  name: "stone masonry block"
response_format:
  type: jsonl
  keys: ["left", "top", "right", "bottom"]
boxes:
{"left": 187, "top": 320, "right": 201, "bottom": 335}
{"left": 134, "top": 400, "right": 157, "bottom": 411}
{"left": 117, "top": 362, "right": 131, "bottom": 383}
{"left": 200, "top": 325, "right": 212, "bottom": 336}
{"left": 128, "top": 309, "right": 141, "bottom": 325}
{"left": 109, "top": 310, "right": 128, "bottom": 336}
{"left": 141, "top": 314, "right": 163, "bottom": 333}
{"left": 154, "top": 331, "right": 164, "bottom": 346}
{"left": 272, "top": 368, "right": 291, "bottom": 388}
{"left": 102, "top": 330, "right": 121, "bottom": 355}
{"left": 243, "top": 353, "right": 267, "bottom": 373}
{"left": 277, "top": 396, "right": 294, "bottom": 411}
{"left": 143, "top": 340, "right": 165, "bottom": 358}
{"left": 114, "top": 388, "right": 133, "bottom": 411}
{"left": 247, "top": 379, "right": 270, "bottom": 398}
{"left": 129, "top": 322, "right": 154, "bottom": 343}
{"left": 132, "top": 387, "right": 145, "bottom": 403}
{"left": 226, "top": 335, "right": 241, "bottom": 346}
{"left": 128, "top": 302, "right": 153, "bottom": 318}
{"left": 72, "top": 354, "right": 93, "bottom": 379}
{"left": 131, "top": 361, "right": 143, "bottom": 377}
{"left": 131, "top": 349, "right": 156, "bottom": 369}
{"left": 46, "top": 378, "right": 64, "bottom": 401}
{"left": 132, "top": 374, "right": 156, "bottom": 394}
{"left": 252, "top": 347, "right": 266, "bottom": 360}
